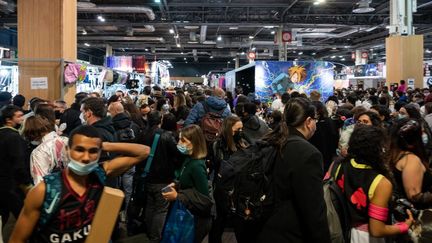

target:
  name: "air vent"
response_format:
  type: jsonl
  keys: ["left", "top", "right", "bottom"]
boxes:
{"left": 353, "top": 0, "right": 375, "bottom": 13}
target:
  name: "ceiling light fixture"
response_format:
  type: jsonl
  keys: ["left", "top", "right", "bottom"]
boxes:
{"left": 169, "top": 29, "right": 174, "bottom": 34}
{"left": 298, "top": 52, "right": 303, "bottom": 55}
{"left": 217, "top": 35, "right": 222, "bottom": 41}
{"left": 177, "top": 43, "right": 181, "bottom": 48}
{"left": 252, "top": 47, "right": 256, "bottom": 51}
{"left": 174, "top": 35, "right": 179, "bottom": 39}
{"left": 331, "top": 56, "right": 336, "bottom": 59}
{"left": 249, "top": 36, "right": 254, "bottom": 39}
{"left": 341, "top": 58, "right": 346, "bottom": 61}
{"left": 181, "top": 52, "right": 184, "bottom": 54}
{"left": 84, "top": 43, "right": 90, "bottom": 47}
{"left": 184, "top": 57, "right": 187, "bottom": 60}
{"left": 210, "top": 56, "right": 214, "bottom": 59}
{"left": 426, "top": 49, "right": 432, "bottom": 54}
{"left": 145, "top": 48, "right": 149, "bottom": 51}
{"left": 241, "top": 52, "right": 245, "bottom": 55}
{"left": 228, "top": 61, "right": 231, "bottom": 64}
{"left": 155, "top": 0, "right": 161, "bottom": 3}
{"left": 97, "top": 16, "right": 105, "bottom": 22}
{"left": 353, "top": 0, "right": 375, "bottom": 13}
{"left": 271, "top": 31, "right": 276, "bottom": 35}
{"left": 312, "top": 52, "right": 316, "bottom": 55}
{"left": 229, "top": 27, "right": 239, "bottom": 30}
{"left": 82, "top": 30, "right": 87, "bottom": 35}
{"left": 313, "top": 0, "right": 326, "bottom": 5}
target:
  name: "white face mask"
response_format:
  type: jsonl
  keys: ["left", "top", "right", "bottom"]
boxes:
{"left": 79, "top": 113, "right": 87, "bottom": 125}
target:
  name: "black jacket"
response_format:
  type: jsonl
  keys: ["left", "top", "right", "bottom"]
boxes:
{"left": 177, "top": 188, "right": 213, "bottom": 243}
{"left": 136, "top": 128, "right": 181, "bottom": 184}
{"left": 91, "top": 117, "right": 116, "bottom": 162}
{"left": 111, "top": 113, "right": 141, "bottom": 142}
{"left": 0, "top": 127, "right": 31, "bottom": 191}
{"left": 309, "top": 117, "right": 338, "bottom": 172}
{"left": 242, "top": 115, "right": 270, "bottom": 144}
{"left": 257, "top": 128, "right": 331, "bottom": 243}
{"left": 59, "top": 103, "right": 81, "bottom": 136}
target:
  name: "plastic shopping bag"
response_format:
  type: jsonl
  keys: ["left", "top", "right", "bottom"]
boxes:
{"left": 161, "top": 200, "right": 195, "bottom": 243}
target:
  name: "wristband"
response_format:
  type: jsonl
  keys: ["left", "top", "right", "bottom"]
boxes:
{"left": 395, "top": 222, "right": 409, "bottom": 234}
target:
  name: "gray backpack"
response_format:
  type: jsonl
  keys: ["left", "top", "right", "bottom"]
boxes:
{"left": 323, "top": 160, "right": 351, "bottom": 243}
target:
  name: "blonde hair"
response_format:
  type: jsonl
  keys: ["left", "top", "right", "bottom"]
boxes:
{"left": 288, "top": 66, "right": 307, "bottom": 82}
{"left": 180, "top": 125, "right": 207, "bottom": 159}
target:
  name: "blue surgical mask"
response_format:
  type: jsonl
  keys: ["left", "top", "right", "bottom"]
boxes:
{"left": 423, "top": 133, "right": 429, "bottom": 145}
{"left": 177, "top": 144, "right": 189, "bottom": 155}
{"left": 68, "top": 154, "right": 99, "bottom": 176}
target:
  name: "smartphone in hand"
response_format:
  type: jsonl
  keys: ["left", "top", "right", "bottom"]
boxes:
{"left": 161, "top": 185, "right": 173, "bottom": 193}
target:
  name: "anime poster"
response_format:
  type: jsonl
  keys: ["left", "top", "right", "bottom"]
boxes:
{"left": 255, "top": 61, "right": 334, "bottom": 102}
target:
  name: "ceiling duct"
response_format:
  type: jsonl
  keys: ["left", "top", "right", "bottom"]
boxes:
{"left": 297, "top": 28, "right": 359, "bottom": 38}
{"left": 79, "top": 36, "right": 165, "bottom": 42}
{"left": 77, "top": 5, "right": 156, "bottom": 20}
{"left": 353, "top": 0, "right": 375, "bottom": 14}
{"left": 77, "top": 0, "right": 96, "bottom": 8}
{"left": 189, "top": 32, "right": 198, "bottom": 44}
{"left": 132, "top": 25, "right": 156, "bottom": 33}
{"left": 200, "top": 26, "right": 207, "bottom": 43}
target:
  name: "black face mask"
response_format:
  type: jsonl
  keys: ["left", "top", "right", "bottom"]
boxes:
{"left": 233, "top": 130, "right": 243, "bottom": 143}
{"left": 55, "top": 110, "right": 62, "bottom": 120}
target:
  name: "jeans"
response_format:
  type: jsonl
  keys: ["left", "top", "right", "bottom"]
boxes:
{"left": 145, "top": 183, "right": 170, "bottom": 243}
{"left": 121, "top": 167, "right": 135, "bottom": 211}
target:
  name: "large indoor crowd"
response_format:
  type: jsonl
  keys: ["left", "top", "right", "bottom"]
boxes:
{"left": 1, "top": 80, "right": 432, "bottom": 243}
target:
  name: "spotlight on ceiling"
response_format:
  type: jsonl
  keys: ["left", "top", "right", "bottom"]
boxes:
{"left": 353, "top": 0, "right": 375, "bottom": 14}
{"left": 169, "top": 29, "right": 174, "bottom": 34}
{"left": 84, "top": 43, "right": 90, "bottom": 47}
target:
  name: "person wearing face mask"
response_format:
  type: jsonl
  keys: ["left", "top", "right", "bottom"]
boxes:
{"left": 133, "top": 111, "right": 181, "bottom": 241}
{"left": 209, "top": 116, "right": 249, "bottom": 243}
{"left": 0, "top": 105, "right": 30, "bottom": 229}
{"left": 162, "top": 125, "right": 213, "bottom": 243}
{"left": 257, "top": 98, "right": 331, "bottom": 243}
{"left": 9, "top": 125, "right": 150, "bottom": 243}
{"left": 389, "top": 119, "right": 432, "bottom": 209}
{"left": 22, "top": 116, "right": 68, "bottom": 185}
{"left": 60, "top": 92, "right": 88, "bottom": 136}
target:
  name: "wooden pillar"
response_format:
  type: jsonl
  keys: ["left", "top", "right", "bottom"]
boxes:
{"left": 18, "top": 0, "right": 77, "bottom": 103}
{"left": 385, "top": 35, "right": 424, "bottom": 88}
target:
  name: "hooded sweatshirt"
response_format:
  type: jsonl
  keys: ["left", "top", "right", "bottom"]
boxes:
{"left": 242, "top": 115, "right": 270, "bottom": 144}
{"left": 184, "top": 96, "right": 231, "bottom": 126}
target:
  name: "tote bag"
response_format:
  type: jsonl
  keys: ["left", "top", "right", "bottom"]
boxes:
{"left": 161, "top": 200, "right": 195, "bottom": 243}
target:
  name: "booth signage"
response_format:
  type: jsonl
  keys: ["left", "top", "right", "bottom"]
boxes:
{"left": 30, "top": 77, "right": 48, "bottom": 90}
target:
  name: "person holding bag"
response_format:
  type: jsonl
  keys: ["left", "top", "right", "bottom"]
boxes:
{"left": 162, "top": 125, "right": 213, "bottom": 243}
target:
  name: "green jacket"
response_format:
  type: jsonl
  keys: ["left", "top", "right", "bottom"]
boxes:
{"left": 176, "top": 157, "right": 209, "bottom": 196}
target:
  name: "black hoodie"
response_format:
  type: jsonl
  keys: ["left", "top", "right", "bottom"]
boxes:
{"left": 91, "top": 116, "right": 116, "bottom": 162}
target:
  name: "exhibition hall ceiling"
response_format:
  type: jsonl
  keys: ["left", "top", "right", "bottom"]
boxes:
{"left": 0, "top": 0, "right": 432, "bottom": 64}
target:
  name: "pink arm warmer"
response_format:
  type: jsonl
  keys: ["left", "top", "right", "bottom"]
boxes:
{"left": 368, "top": 203, "right": 389, "bottom": 222}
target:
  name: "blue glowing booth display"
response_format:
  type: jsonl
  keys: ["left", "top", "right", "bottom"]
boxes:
{"left": 254, "top": 61, "right": 334, "bottom": 102}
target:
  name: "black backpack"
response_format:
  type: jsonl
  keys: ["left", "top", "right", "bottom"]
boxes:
{"left": 217, "top": 140, "right": 278, "bottom": 222}
{"left": 115, "top": 124, "right": 136, "bottom": 142}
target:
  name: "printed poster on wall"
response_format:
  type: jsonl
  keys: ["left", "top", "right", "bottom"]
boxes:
{"left": 254, "top": 61, "right": 334, "bottom": 102}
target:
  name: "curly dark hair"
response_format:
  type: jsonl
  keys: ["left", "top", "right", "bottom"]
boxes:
{"left": 388, "top": 118, "right": 428, "bottom": 168}
{"left": 348, "top": 125, "right": 391, "bottom": 179}
{"left": 356, "top": 111, "right": 382, "bottom": 127}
